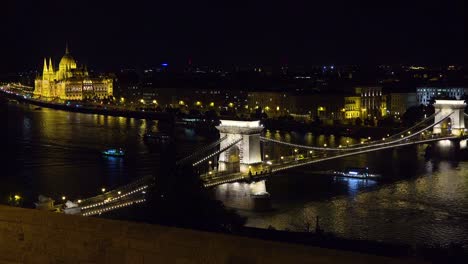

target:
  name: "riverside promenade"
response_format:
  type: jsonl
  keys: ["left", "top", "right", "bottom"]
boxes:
{"left": 0, "top": 88, "right": 173, "bottom": 121}
{"left": 0, "top": 205, "right": 424, "bottom": 264}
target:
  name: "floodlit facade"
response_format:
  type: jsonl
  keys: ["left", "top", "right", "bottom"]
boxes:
{"left": 355, "top": 87, "right": 387, "bottom": 118}
{"left": 344, "top": 96, "right": 361, "bottom": 119}
{"left": 34, "top": 45, "right": 113, "bottom": 100}
{"left": 416, "top": 87, "right": 467, "bottom": 106}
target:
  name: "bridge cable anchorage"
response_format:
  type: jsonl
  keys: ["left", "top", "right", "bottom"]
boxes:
{"left": 176, "top": 135, "right": 228, "bottom": 166}
{"left": 272, "top": 135, "right": 459, "bottom": 173}
{"left": 192, "top": 137, "right": 243, "bottom": 167}
{"left": 261, "top": 112, "right": 454, "bottom": 152}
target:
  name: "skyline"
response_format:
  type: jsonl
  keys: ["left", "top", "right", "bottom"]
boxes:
{"left": 2, "top": 0, "right": 465, "bottom": 73}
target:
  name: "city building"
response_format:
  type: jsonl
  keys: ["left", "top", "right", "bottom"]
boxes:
{"left": 355, "top": 86, "right": 387, "bottom": 118}
{"left": 344, "top": 96, "right": 361, "bottom": 119}
{"left": 289, "top": 93, "right": 345, "bottom": 124}
{"left": 34, "top": 45, "right": 113, "bottom": 100}
{"left": 388, "top": 93, "right": 417, "bottom": 117}
{"left": 416, "top": 87, "right": 467, "bottom": 105}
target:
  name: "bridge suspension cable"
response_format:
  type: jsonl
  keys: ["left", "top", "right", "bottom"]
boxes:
{"left": 176, "top": 135, "right": 227, "bottom": 166}
{"left": 192, "top": 137, "right": 243, "bottom": 166}
{"left": 336, "top": 110, "right": 440, "bottom": 149}
{"left": 272, "top": 135, "right": 458, "bottom": 173}
{"left": 261, "top": 112, "right": 453, "bottom": 152}
{"left": 365, "top": 111, "right": 439, "bottom": 143}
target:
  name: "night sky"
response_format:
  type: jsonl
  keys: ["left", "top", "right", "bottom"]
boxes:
{"left": 1, "top": 0, "right": 465, "bottom": 72}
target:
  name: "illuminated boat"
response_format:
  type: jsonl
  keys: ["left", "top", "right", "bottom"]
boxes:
{"left": 102, "top": 148, "right": 125, "bottom": 157}
{"left": 332, "top": 167, "right": 380, "bottom": 179}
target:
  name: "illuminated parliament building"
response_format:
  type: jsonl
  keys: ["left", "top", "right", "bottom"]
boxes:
{"left": 34, "top": 45, "right": 113, "bottom": 100}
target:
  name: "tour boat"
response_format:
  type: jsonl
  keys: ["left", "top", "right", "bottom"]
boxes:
{"left": 332, "top": 167, "right": 380, "bottom": 179}
{"left": 102, "top": 148, "right": 125, "bottom": 157}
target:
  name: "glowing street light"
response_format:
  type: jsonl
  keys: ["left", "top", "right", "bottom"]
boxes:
{"left": 265, "top": 154, "right": 269, "bottom": 158}
{"left": 101, "top": 188, "right": 106, "bottom": 193}
{"left": 324, "top": 144, "right": 327, "bottom": 147}
{"left": 62, "top": 196, "right": 66, "bottom": 201}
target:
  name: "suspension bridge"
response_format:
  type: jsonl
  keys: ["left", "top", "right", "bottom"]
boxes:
{"left": 177, "top": 100, "right": 468, "bottom": 188}
{"left": 59, "top": 99, "right": 467, "bottom": 215}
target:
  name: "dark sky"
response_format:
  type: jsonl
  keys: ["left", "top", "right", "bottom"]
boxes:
{"left": 1, "top": 0, "right": 465, "bottom": 72}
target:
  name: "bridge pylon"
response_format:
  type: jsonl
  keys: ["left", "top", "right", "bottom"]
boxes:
{"left": 433, "top": 100, "right": 466, "bottom": 136}
{"left": 216, "top": 120, "right": 264, "bottom": 173}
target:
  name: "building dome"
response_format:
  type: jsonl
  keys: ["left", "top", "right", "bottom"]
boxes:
{"left": 59, "top": 53, "right": 77, "bottom": 70}
{"left": 59, "top": 44, "right": 77, "bottom": 71}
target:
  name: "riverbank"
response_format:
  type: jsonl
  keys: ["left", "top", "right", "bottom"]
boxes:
{"left": 0, "top": 89, "right": 173, "bottom": 121}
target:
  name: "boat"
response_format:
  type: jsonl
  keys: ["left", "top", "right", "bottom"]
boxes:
{"left": 102, "top": 148, "right": 125, "bottom": 157}
{"left": 332, "top": 167, "right": 381, "bottom": 179}
{"left": 143, "top": 131, "right": 171, "bottom": 143}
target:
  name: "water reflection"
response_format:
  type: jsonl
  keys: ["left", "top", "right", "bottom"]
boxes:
{"left": 244, "top": 129, "right": 468, "bottom": 248}
{"left": 3, "top": 102, "right": 468, "bottom": 248}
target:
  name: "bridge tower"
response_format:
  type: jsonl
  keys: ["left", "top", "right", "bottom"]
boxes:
{"left": 433, "top": 100, "right": 466, "bottom": 136}
{"left": 216, "top": 120, "right": 264, "bottom": 173}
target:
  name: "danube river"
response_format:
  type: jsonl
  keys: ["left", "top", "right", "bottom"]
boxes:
{"left": 2, "top": 101, "right": 468, "bottom": 248}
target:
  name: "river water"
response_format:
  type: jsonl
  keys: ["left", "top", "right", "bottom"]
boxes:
{"left": 2, "top": 101, "right": 468, "bottom": 248}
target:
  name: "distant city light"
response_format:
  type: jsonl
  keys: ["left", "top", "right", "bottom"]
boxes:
{"left": 161, "top": 63, "right": 168, "bottom": 67}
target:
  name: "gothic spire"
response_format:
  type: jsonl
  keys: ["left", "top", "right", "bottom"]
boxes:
{"left": 43, "top": 58, "right": 48, "bottom": 73}
{"left": 48, "top": 58, "right": 54, "bottom": 73}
